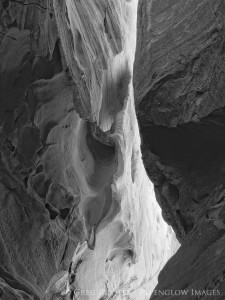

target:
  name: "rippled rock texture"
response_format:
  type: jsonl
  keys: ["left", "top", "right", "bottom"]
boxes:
{"left": 0, "top": 1, "right": 178, "bottom": 299}
{"left": 134, "top": 0, "right": 225, "bottom": 298}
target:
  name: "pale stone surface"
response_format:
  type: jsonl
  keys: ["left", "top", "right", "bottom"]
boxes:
{"left": 0, "top": 1, "right": 178, "bottom": 300}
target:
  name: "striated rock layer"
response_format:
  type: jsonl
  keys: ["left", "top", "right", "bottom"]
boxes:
{"left": 0, "top": 1, "right": 178, "bottom": 300}
{"left": 134, "top": 0, "right": 225, "bottom": 298}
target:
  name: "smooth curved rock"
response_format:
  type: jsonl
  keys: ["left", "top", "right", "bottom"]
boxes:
{"left": 0, "top": 1, "right": 178, "bottom": 300}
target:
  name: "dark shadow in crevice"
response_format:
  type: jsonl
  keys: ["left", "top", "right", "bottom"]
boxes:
{"left": 140, "top": 107, "right": 225, "bottom": 195}
{"left": 32, "top": 39, "right": 63, "bottom": 82}
{"left": 45, "top": 203, "right": 58, "bottom": 220}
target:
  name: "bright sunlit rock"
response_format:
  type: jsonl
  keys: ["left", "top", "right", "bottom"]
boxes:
{"left": 43, "top": 1, "right": 180, "bottom": 299}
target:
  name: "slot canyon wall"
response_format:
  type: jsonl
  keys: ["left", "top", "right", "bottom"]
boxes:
{"left": 2, "top": 0, "right": 225, "bottom": 299}
{"left": 134, "top": 0, "right": 225, "bottom": 299}
{"left": 0, "top": 1, "right": 179, "bottom": 300}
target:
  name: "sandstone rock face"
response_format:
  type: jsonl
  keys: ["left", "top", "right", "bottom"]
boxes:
{"left": 0, "top": 1, "right": 178, "bottom": 300}
{"left": 135, "top": 0, "right": 225, "bottom": 127}
{"left": 134, "top": 0, "right": 225, "bottom": 298}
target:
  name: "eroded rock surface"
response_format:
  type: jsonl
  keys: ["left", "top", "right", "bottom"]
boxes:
{"left": 134, "top": 0, "right": 225, "bottom": 298}
{"left": 0, "top": 1, "right": 178, "bottom": 300}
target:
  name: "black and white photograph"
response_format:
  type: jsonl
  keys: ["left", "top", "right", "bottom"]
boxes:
{"left": 0, "top": 0, "right": 224, "bottom": 299}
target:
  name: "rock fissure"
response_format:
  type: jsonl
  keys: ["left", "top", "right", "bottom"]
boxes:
{"left": 134, "top": 0, "right": 225, "bottom": 298}
{"left": 0, "top": 0, "right": 181, "bottom": 299}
